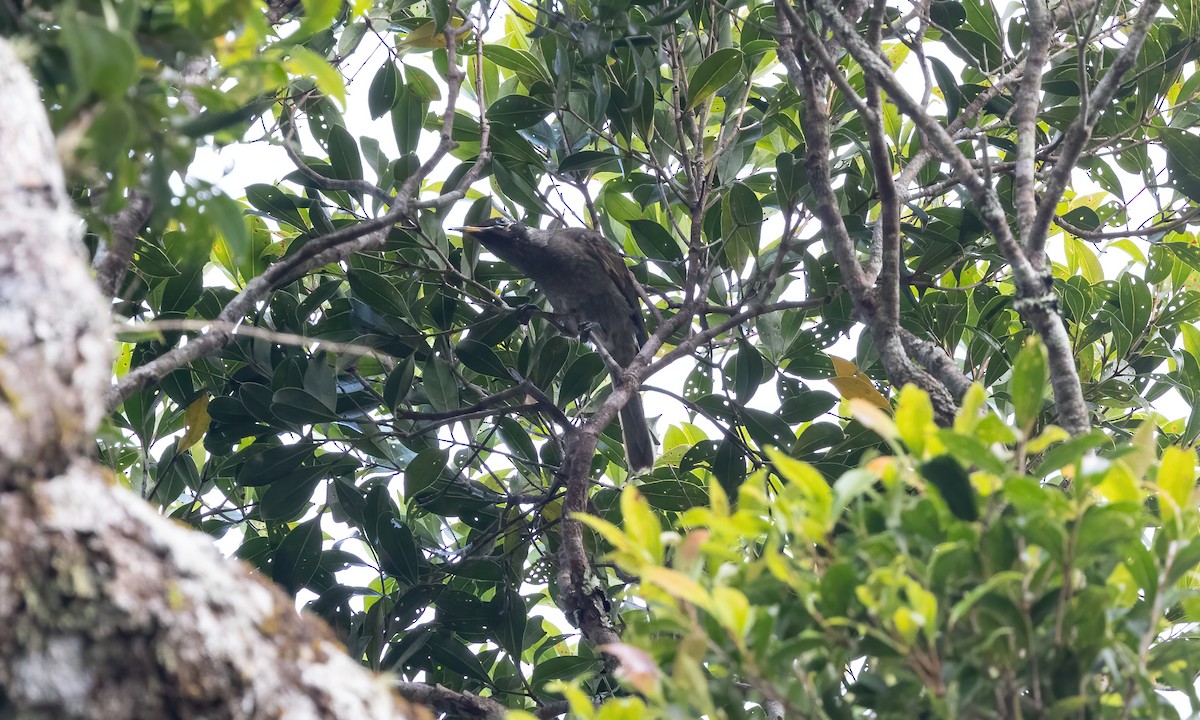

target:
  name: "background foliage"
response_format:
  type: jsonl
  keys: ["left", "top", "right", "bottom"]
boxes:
{"left": 5, "top": 0, "right": 1200, "bottom": 715}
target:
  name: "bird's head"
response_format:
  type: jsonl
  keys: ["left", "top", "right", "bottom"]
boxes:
{"left": 454, "top": 217, "right": 526, "bottom": 245}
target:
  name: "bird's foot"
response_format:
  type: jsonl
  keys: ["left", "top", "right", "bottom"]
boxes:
{"left": 512, "top": 303, "right": 539, "bottom": 325}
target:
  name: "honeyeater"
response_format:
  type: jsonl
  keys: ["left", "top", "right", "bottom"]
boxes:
{"left": 457, "top": 218, "right": 655, "bottom": 472}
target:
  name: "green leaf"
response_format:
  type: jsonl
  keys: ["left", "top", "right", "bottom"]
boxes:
{"left": 403, "top": 448, "right": 448, "bottom": 497}
{"left": 272, "top": 517, "right": 323, "bottom": 594}
{"left": 326, "top": 124, "right": 364, "bottom": 184}
{"left": 405, "top": 65, "right": 442, "bottom": 100}
{"left": 686, "top": 48, "right": 744, "bottom": 110}
{"left": 629, "top": 220, "right": 683, "bottom": 262}
{"left": 368, "top": 61, "right": 402, "bottom": 119}
{"left": 272, "top": 388, "right": 339, "bottom": 424}
{"left": 373, "top": 515, "right": 421, "bottom": 584}
{"left": 286, "top": 46, "right": 346, "bottom": 105}
{"left": 921, "top": 455, "right": 979, "bottom": 521}
{"left": 487, "top": 95, "right": 552, "bottom": 129}
{"left": 558, "top": 150, "right": 621, "bottom": 175}
{"left": 482, "top": 45, "right": 550, "bottom": 83}
{"left": 929, "top": 57, "right": 961, "bottom": 121}
{"left": 560, "top": 352, "right": 605, "bottom": 401}
{"left": 531, "top": 656, "right": 603, "bottom": 693}
{"left": 260, "top": 466, "right": 325, "bottom": 522}
{"left": 1010, "top": 337, "right": 1047, "bottom": 434}
{"left": 61, "top": 14, "right": 138, "bottom": 101}
{"left": 392, "top": 85, "right": 428, "bottom": 156}
{"left": 348, "top": 268, "right": 408, "bottom": 317}
{"left": 1161, "top": 128, "right": 1200, "bottom": 203}
{"left": 455, "top": 339, "right": 511, "bottom": 380}
{"left": 423, "top": 354, "right": 459, "bottom": 412}
{"left": 639, "top": 478, "right": 709, "bottom": 511}
{"left": 237, "top": 443, "right": 315, "bottom": 487}
{"left": 245, "top": 184, "right": 307, "bottom": 230}
{"left": 1060, "top": 206, "right": 1101, "bottom": 232}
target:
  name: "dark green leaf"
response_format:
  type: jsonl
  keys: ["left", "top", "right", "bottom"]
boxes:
{"left": 237, "top": 443, "right": 315, "bottom": 487}
{"left": 327, "top": 124, "right": 364, "bottom": 184}
{"left": 629, "top": 220, "right": 683, "bottom": 262}
{"left": 455, "top": 339, "right": 512, "bottom": 380}
{"left": 686, "top": 48, "right": 744, "bottom": 110}
{"left": 271, "top": 517, "right": 323, "bottom": 593}
{"left": 245, "top": 184, "right": 307, "bottom": 230}
{"left": 921, "top": 455, "right": 979, "bottom": 521}
{"left": 487, "top": 95, "right": 552, "bottom": 129}
{"left": 369, "top": 61, "right": 402, "bottom": 119}
{"left": 348, "top": 268, "right": 408, "bottom": 317}
{"left": 1010, "top": 339, "right": 1046, "bottom": 433}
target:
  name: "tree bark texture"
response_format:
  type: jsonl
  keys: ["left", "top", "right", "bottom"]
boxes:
{"left": 0, "top": 38, "right": 427, "bottom": 720}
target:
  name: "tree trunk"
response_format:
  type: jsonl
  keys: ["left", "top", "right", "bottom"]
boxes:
{"left": 0, "top": 38, "right": 426, "bottom": 720}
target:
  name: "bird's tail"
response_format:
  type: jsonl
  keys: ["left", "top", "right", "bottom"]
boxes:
{"left": 620, "top": 393, "right": 655, "bottom": 473}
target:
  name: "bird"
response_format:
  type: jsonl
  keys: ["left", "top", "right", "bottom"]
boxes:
{"left": 456, "top": 217, "right": 655, "bottom": 473}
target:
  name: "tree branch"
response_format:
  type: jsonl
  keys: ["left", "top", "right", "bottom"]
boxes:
{"left": 93, "top": 190, "right": 153, "bottom": 299}
{"left": 805, "top": 0, "right": 1094, "bottom": 434}
{"left": 1025, "top": 0, "right": 1164, "bottom": 265}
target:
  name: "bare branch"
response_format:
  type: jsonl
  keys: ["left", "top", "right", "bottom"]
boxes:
{"left": 1026, "top": 0, "right": 1164, "bottom": 264}
{"left": 395, "top": 682, "right": 506, "bottom": 719}
{"left": 93, "top": 190, "right": 153, "bottom": 299}
{"left": 106, "top": 227, "right": 390, "bottom": 412}
{"left": 1012, "top": 0, "right": 1054, "bottom": 242}
{"left": 805, "top": 0, "right": 1093, "bottom": 433}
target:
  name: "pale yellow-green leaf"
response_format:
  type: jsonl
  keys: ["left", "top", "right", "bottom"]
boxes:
{"left": 1066, "top": 236, "right": 1103, "bottom": 283}
{"left": 1158, "top": 446, "right": 1196, "bottom": 522}
{"left": 285, "top": 46, "right": 346, "bottom": 105}
{"left": 1121, "top": 421, "right": 1158, "bottom": 479}
{"left": 766, "top": 447, "right": 833, "bottom": 524}
{"left": 953, "top": 382, "right": 987, "bottom": 434}
{"left": 906, "top": 582, "right": 938, "bottom": 641}
{"left": 114, "top": 342, "right": 133, "bottom": 376}
{"left": 1183, "top": 323, "right": 1200, "bottom": 360}
{"left": 892, "top": 606, "right": 919, "bottom": 645}
{"left": 642, "top": 566, "right": 711, "bottom": 608}
{"left": 829, "top": 355, "right": 892, "bottom": 411}
{"left": 596, "top": 697, "right": 652, "bottom": 720}
{"left": 573, "top": 513, "right": 635, "bottom": 555}
{"left": 1093, "top": 460, "right": 1141, "bottom": 504}
{"left": 708, "top": 475, "right": 730, "bottom": 518}
{"left": 1027, "top": 425, "right": 1070, "bottom": 454}
{"left": 397, "top": 18, "right": 469, "bottom": 51}
{"left": 620, "top": 487, "right": 663, "bottom": 564}
{"left": 895, "top": 384, "right": 934, "bottom": 457}
{"left": 849, "top": 399, "right": 900, "bottom": 443}
{"left": 884, "top": 42, "right": 910, "bottom": 70}
{"left": 1107, "top": 562, "right": 1140, "bottom": 606}
{"left": 664, "top": 422, "right": 708, "bottom": 448}
{"left": 1109, "top": 238, "right": 1148, "bottom": 265}
{"left": 711, "top": 586, "right": 751, "bottom": 639}
{"left": 299, "top": 0, "right": 341, "bottom": 36}
{"left": 178, "top": 394, "right": 210, "bottom": 452}
{"left": 550, "top": 683, "right": 596, "bottom": 720}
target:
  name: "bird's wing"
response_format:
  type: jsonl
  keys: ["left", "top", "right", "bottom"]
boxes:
{"left": 571, "top": 228, "right": 648, "bottom": 344}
